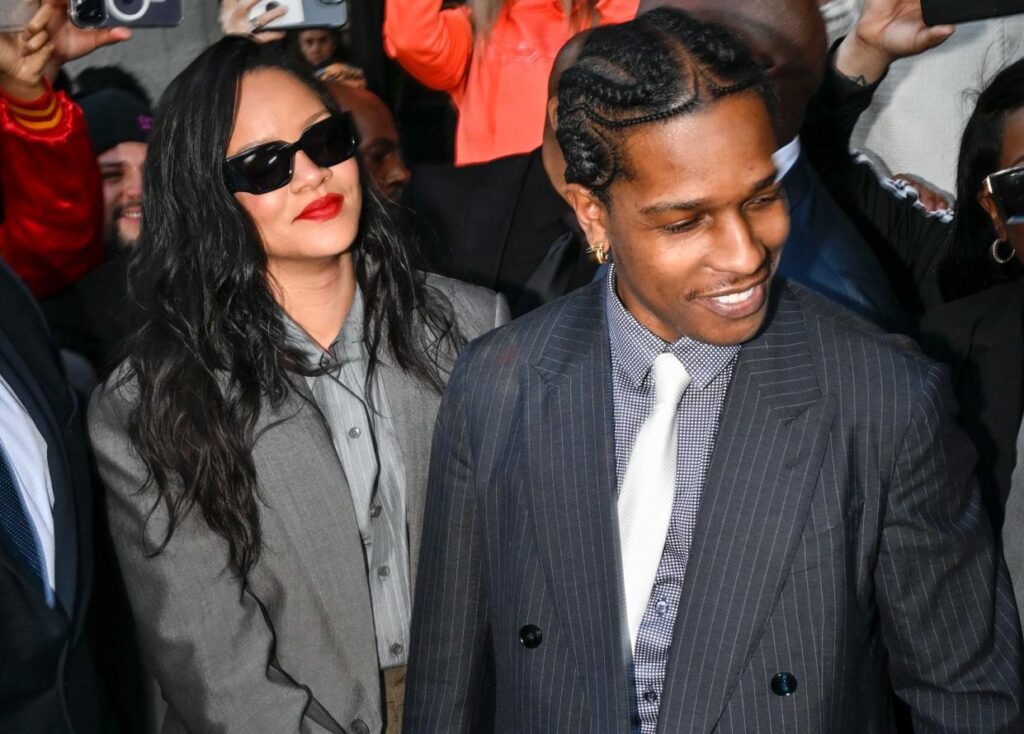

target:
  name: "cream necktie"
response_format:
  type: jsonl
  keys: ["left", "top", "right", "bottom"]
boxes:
{"left": 618, "top": 352, "right": 691, "bottom": 650}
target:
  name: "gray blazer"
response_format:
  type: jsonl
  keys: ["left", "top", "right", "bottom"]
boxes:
{"left": 404, "top": 279, "right": 1024, "bottom": 733}
{"left": 87, "top": 274, "right": 508, "bottom": 734}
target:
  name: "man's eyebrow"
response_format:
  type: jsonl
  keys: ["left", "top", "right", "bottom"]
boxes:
{"left": 749, "top": 172, "right": 780, "bottom": 193}
{"left": 638, "top": 172, "right": 780, "bottom": 216}
{"left": 640, "top": 197, "right": 707, "bottom": 216}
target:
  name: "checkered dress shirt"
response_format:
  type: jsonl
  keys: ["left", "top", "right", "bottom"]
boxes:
{"left": 605, "top": 268, "right": 740, "bottom": 733}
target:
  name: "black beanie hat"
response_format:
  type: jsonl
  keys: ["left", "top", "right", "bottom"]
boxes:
{"left": 77, "top": 88, "right": 153, "bottom": 155}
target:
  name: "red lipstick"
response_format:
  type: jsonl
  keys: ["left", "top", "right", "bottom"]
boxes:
{"left": 295, "top": 194, "right": 343, "bottom": 222}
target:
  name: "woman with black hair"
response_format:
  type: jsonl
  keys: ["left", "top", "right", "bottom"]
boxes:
{"left": 87, "top": 36, "right": 507, "bottom": 733}
{"left": 803, "top": 0, "right": 1024, "bottom": 610}
{"left": 803, "top": 4, "right": 1023, "bottom": 315}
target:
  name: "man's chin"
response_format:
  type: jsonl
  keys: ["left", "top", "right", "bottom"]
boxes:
{"left": 117, "top": 223, "right": 141, "bottom": 248}
{"left": 105, "top": 231, "right": 138, "bottom": 258}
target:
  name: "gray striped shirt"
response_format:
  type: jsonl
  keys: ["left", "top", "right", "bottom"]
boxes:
{"left": 286, "top": 288, "right": 412, "bottom": 669}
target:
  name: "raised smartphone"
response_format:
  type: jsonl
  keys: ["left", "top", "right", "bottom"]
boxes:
{"left": 249, "top": 0, "right": 348, "bottom": 30}
{"left": 69, "top": 0, "right": 182, "bottom": 28}
{"left": 922, "top": 0, "right": 1024, "bottom": 25}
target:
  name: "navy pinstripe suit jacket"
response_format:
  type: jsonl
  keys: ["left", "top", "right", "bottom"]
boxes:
{"left": 405, "top": 279, "right": 1024, "bottom": 733}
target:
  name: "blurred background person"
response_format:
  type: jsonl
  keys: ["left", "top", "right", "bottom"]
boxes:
{"left": 295, "top": 28, "right": 368, "bottom": 88}
{"left": 0, "top": 4, "right": 128, "bottom": 299}
{"left": 406, "top": 31, "right": 595, "bottom": 316}
{"left": 805, "top": 0, "right": 1024, "bottom": 618}
{"left": 384, "top": 0, "right": 638, "bottom": 165}
{"left": 328, "top": 81, "right": 410, "bottom": 201}
{"left": 820, "top": 0, "right": 1024, "bottom": 197}
{"left": 41, "top": 88, "right": 153, "bottom": 382}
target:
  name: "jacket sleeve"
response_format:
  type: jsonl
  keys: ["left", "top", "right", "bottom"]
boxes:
{"left": 383, "top": 0, "right": 474, "bottom": 94}
{"left": 404, "top": 350, "right": 496, "bottom": 733}
{"left": 876, "top": 364, "right": 1024, "bottom": 733}
{"left": 0, "top": 88, "right": 103, "bottom": 299}
{"left": 802, "top": 44, "right": 952, "bottom": 313}
{"left": 87, "top": 381, "right": 337, "bottom": 734}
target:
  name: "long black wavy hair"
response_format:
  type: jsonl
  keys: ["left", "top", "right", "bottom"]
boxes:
{"left": 938, "top": 58, "right": 1024, "bottom": 301}
{"left": 556, "top": 7, "right": 777, "bottom": 203}
{"left": 119, "top": 36, "right": 461, "bottom": 578}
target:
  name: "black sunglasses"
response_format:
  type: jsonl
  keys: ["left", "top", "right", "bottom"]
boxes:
{"left": 223, "top": 114, "right": 358, "bottom": 195}
{"left": 985, "top": 165, "right": 1024, "bottom": 225}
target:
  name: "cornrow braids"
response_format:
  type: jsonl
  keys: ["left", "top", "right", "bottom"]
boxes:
{"left": 556, "top": 7, "right": 777, "bottom": 202}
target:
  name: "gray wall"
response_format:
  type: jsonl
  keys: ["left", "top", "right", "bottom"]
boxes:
{"left": 64, "top": 2, "right": 223, "bottom": 104}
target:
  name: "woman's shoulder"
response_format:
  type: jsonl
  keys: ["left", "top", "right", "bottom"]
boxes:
{"left": 87, "top": 361, "right": 138, "bottom": 442}
{"left": 422, "top": 271, "right": 509, "bottom": 339}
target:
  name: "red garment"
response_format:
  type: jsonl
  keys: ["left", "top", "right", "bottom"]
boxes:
{"left": 384, "top": 0, "right": 638, "bottom": 165}
{"left": 0, "top": 88, "right": 103, "bottom": 299}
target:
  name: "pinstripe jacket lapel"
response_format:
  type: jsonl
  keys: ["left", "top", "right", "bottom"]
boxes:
{"left": 524, "top": 283, "right": 632, "bottom": 730}
{"left": 658, "top": 287, "right": 837, "bottom": 733}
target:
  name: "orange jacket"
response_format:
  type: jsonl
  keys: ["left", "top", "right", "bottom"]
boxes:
{"left": 384, "top": 0, "right": 638, "bottom": 165}
{"left": 0, "top": 88, "right": 103, "bottom": 299}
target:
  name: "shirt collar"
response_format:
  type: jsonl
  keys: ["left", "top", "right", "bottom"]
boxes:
{"left": 604, "top": 266, "right": 740, "bottom": 391}
{"left": 283, "top": 285, "right": 366, "bottom": 369}
{"left": 772, "top": 136, "right": 802, "bottom": 182}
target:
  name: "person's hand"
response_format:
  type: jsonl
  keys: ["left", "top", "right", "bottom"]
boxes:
{"left": 220, "top": 0, "right": 287, "bottom": 43}
{"left": 0, "top": 3, "right": 56, "bottom": 99}
{"left": 43, "top": 0, "right": 130, "bottom": 68}
{"left": 317, "top": 62, "right": 366, "bottom": 88}
{"left": 890, "top": 173, "right": 954, "bottom": 213}
{"left": 836, "top": 0, "right": 954, "bottom": 85}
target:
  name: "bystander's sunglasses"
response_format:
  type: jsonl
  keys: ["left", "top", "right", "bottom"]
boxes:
{"left": 223, "top": 114, "right": 358, "bottom": 195}
{"left": 985, "top": 165, "right": 1024, "bottom": 225}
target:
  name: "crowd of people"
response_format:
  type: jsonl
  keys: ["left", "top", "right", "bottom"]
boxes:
{"left": 2, "top": 0, "right": 1024, "bottom": 732}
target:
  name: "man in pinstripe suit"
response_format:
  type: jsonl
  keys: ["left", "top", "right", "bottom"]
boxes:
{"left": 404, "top": 9, "right": 1024, "bottom": 733}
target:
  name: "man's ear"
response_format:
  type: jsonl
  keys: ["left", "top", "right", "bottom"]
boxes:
{"left": 565, "top": 183, "right": 610, "bottom": 257}
{"left": 978, "top": 187, "right": 1009, "bottom": 241}
{"left": 546, "top": 97, "right": 559, "bottom": 132}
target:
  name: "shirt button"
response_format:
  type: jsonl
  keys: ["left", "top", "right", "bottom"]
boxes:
{"left": 348, "top": 427, "right": 362, "bottom": 438}
{"left": 370, "top": 504, "right": 382, "bottom": 518}
{"left": 389, "top": 642, "right": 404, "bottom": 656}
{"left": 655, "top": 599, "right": 668, "bottom": 616}
{"left": 377, "top": 565, "right": 390, "bottom": 578}
{"left": 643, "top": 688, "right": 658, "bottom": 703}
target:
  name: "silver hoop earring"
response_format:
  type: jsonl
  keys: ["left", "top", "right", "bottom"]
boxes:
{"left": 991, "top": 239, "right": 1015, "bottom": 265}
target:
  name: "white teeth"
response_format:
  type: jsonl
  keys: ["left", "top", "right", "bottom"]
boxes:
{"left": 712, "top": 287, "right": 756, "bottom": 305}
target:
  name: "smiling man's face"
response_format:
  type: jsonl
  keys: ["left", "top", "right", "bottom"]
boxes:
{"left": 590, "top": 93, "right": 789, "bottom": 345}
{"left": 98, "top": 141, "right": 147, "bottom": 249}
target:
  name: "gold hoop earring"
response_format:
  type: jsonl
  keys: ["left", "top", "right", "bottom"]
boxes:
{"left": 586, "top": 241, "right": 611, "bottom": 265}
{"left": 991, "top": 239, "right": 1015, "bottom": 265}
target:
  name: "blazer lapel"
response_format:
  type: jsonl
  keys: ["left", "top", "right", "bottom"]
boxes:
{"left": 251, "top": 382, "right": 380, "bottom": 694}
{"left": 658, "top": 286, "right": 837, "bottom": 733}
{"left": 522, "top": 284, "right": 632, "bottom": 729}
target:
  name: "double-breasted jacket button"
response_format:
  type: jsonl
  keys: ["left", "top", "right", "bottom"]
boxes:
{"left": 351, "top": 719, "right": 371, "bottom": 734}
{"left": 519, "top": 624, "right": 543, "bottom": 649}
{"left": 770, "top": 671, "right": 798, "bottom": 696}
